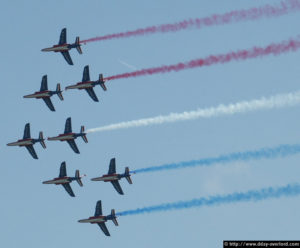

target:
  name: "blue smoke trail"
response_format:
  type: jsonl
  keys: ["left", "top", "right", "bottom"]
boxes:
{"left": 131, "top": 144, "right": 300, "bottom": 174}
{"left": 117, "top": 183, "right": 300, "bottom": 216}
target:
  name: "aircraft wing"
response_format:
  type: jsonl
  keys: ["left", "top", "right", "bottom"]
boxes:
{"left": 64, "top": 117, "right": 72, "bottom": 133}
{"left": 97, "top": 223, "right": 110, "bottom": 236}
{"left": 108, "top": 158, "right": 116, "bottom": 174}
{"left": 59, "top": 28, "right": 67, "bottom": 45}
{"left": 62, "top": 183, "right": 75, "bottom": 197}
{"left": 67, "top": 140, "right": 80, "bottom": 154}
{"left": 23, "top": 123, "right": 31, "bottom": 139}
{"left": 85, "top": 88, "right": 99, "bottom": 102}
{"left": 94, "top": 200, "right": 102, "bottom": 216}
{"left": 82, "top": 65, "right": 90, "bottom": 82}
{"left": 26, "top": 145, "right": 38, "bottom": 159}
{"left": 40, "top": 75, "right": 48, "bottom": 91}
{"left": 61, "top": 51, "right": 73, "bottom": 65}
{"left": 111, "top": 180, "right": 124, "bottom": 195}
{"left": 59, "top": 162, "right": 67, "bottom": 177}
{"left": 42, "top": 97, "right": 55, "bottom": 112}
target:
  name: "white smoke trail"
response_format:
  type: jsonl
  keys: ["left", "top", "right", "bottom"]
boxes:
{"left": 87, "top": 91, "right": 300, "bottom": 133}
{"left": 117, "top": 59, "right": 138, "bottom": 70}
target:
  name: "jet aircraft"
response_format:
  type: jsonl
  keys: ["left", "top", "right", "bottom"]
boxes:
{"left": 65, "top": 65, "right": 107, "bottom": 102}
{"left": 7, "top": 123, "right": 46, "bottom": 159}
{"left": 41, "top": 28, "right": 82, "bottom": 65}
{"left": 91, "top": 158, "right": 133, "bottom": 195}
{"left": 78, "top": 200, "right": 118, "bottom": 236}
{"left": 23, "top": 75, "right": 63, "bottom": 111}
{"left": 43, "top": 161, "right": 85, "bottom": 197}
{"left": 47, "top": 117, "right": 87, "bottom": 154}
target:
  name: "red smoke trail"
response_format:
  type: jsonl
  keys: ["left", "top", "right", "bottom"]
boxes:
{"left": 81, "top": 0, "right": 300, "bottom": 44}
{"left": 104, "top": 38, "right": 300, "bottom": 81}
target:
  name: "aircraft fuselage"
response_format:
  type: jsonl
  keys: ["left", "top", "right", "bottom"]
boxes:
{"left": 43, "top": 176, "right": 72, "bottom": 185}
{"left": 48, "top": 133, "right": 77, "bottom": 141}
{"left": 42, "top": 44, "right": 71, "bottom": 53}
{"left": 78, "top": 216, "right": 107, "bottom": 224}
{"left": 66, "top": 81, "right": 98, "bottom": 90}
{"left": 7, "top": 139, "right": 34, "bottom": 147}
{"left": 91, "top": 174, "right": 121, "bottom": 182}
{"left": 24, "top": 90, "right": 53, "bottom": 99}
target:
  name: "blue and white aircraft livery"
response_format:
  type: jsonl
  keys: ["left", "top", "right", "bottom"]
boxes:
{"left": 41, "top": 28, "right": 82, "bottom": 65}
{"left": 7, "top": 123, "right": 46, "bottom": 159}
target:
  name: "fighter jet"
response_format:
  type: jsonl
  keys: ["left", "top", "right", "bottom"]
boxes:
{"left": 43, "top": 161, "right": 85, "bottom": 197}
{"left": 41, "top": 28, "right": 82, "bottom": 65}
{"left": 65, "top": 65, "right": 107, "bottom": 102}
{"left": 47, "top": 117, "right": 87, "bottom": 154}
{"left": 91, "top": 158, "right": 133, "bottom": 195}
{"left": 78, "top": 200, "right": 118, "bottom": 236}
{"left": 7, "top": 123, "right": 46, "bottom": 159}
{"left": 23, "top": 75, "right": 63, "bottom": 111}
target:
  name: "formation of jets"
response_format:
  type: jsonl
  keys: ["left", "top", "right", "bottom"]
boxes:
{"left": 41, "top": 158, "right": 131, "bottom": 236}
{"left": 8, "top": 28, "right": 131, "bottom": 237}
{"left": 7, "top": 118, "right": 86, "bottom": 158}
{"left": 8, "top": 157, "right": 130, "bottom": 236}
{"left": 25, "top": 29, "right": 108, "bottom": 112}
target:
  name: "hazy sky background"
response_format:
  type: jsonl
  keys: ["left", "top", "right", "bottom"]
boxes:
{"left": 1, "top": 1, "right": 300, "bottom": 247}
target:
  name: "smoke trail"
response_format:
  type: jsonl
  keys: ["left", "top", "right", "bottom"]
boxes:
{"left": 131, "top": 144, "right": 300, "bottom": 174}
{"left": 117, "top": 183, "right": 300, "bottom": 216}
{"left": 103, "top": 38, "right": 300, "bottom": 81}
{"left": 81, "top": 0, "right": 300, "bottom": 44}
{"left": 117, "top": 59, "right": 138, "bottom": 70}
{"left": 86, "top": 91, "right": 300, "bottom": 133}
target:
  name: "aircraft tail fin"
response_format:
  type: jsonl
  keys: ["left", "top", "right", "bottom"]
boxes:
{"left": 125, "top": 167, "right": 132, "bottom": 184}
{"left": 111, "top": 209, "right": 119, "bottom": 226}
{"left": 39, "top": 132, "right": 46, "bottom": 149}
{"left": 75, "top": 37, "right": 83, "bottom": 54}
{"left": 75, "top": 170, "right": 84, "bottom": 187}
{"left": 99, "top": 74, "right": 107, "bottom": 91}
{"left": 80, "top": 126, "right": 88, "bottom": 143}
{"left": 56, "top": 83, "right": 64, "bottom": 101}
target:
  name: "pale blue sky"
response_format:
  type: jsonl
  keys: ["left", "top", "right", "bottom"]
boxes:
{"left": 1, "top": 1, "right": 300, "bottom": 247}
